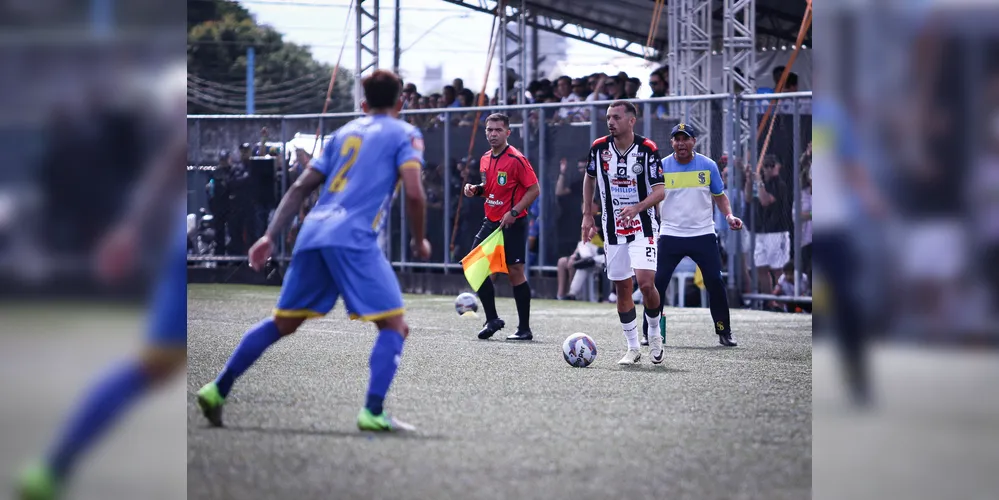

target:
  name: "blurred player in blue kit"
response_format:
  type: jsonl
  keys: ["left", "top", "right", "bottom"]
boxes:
{"left": 812, "top": 83, "right": 885, "bottom": 407}
{"left": 14, "top": 81, "right": 188, "bottom": 499}
{"left": 195, "top": 70, "right": 431, "bottom": 432}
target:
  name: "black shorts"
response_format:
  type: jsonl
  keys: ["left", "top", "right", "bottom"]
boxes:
{"left": 470, "top": 216, "right": 528, "bottom": 265}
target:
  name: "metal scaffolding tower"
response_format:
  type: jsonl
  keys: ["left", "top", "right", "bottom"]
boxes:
{"left": 354, "top": 0, "right": 380, "bottom": 111}
{"left": 721, "top": 0, "right": 756, "bottom": 161}
{"left": 496, "top": 0, "right": 529, "bottom": 107}
{"left": 668, "top": 0, "right": 713, "bottom": 155}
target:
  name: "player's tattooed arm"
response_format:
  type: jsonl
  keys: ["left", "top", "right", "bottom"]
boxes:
{"left": 264, "top": 167, "right": 326, "bottom": 242}
{"left": 120, "top": 129, "right": 186, "bottom": 230}
{"left": 400, "top": 164, "right": 427, "bottom": 242}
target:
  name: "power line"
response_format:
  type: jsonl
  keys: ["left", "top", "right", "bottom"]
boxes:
{"left": 190, "top": 0, "right": 467, "bottom": 14}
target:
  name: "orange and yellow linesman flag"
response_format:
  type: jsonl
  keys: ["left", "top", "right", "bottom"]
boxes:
{"left": 460, "top": 227, "right": 509, "bottom": 291}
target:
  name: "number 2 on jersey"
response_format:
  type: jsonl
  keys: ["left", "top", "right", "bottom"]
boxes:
{"left": 329, "top": 135, "right": 362, "bottom": 193}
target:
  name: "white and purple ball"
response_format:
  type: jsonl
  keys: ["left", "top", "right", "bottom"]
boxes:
{"left": 562, "top": 333, "right": 597, "bottom": 368}
{"left": 454, "top": 292, "right": 479, "bottom": 316}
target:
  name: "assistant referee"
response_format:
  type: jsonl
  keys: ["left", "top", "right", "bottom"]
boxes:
{"left": 462, "top": 113, "right": 540, "bottom": 341}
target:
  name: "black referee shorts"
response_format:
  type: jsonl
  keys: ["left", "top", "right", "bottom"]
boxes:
{"left": 470, "top": 216, "right": 528, "bottom": 265}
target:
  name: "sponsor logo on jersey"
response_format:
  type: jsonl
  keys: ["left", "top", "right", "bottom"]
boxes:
{"left": 610, "top": 185, "right": 638, "bottom": 195}
{"left": 600, "top": 150, "right": 613, "bottom": 162}
{"left": 698, "top": 172, "right": 706, "bottom": 184}
{"left": 632, "top": 164, "right": 643, "bottom": 174}
{"left": 305, "top": 204, "right": 347, "bottom": 222}
{"left": 497, "top": 171, "right": 507, "bottom": 186}
{"left": 611, "top": 178, "right": 636, "bottom": 187}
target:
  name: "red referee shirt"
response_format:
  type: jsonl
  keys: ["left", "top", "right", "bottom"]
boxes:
{"left": 479, "top": 144, "right": 538, "bottom": 222}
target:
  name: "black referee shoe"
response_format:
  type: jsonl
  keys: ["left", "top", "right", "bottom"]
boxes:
{"left": 506, "top": 328, "right": 533, "bottom": 341}
{"left": 718, "top": 333, "right": 738, "bottom": 347}
{"left": 477, "top": 318, "right": 505, "bottom": 339}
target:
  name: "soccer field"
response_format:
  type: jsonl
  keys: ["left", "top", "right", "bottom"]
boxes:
{"left": 187, "top": 284, "right": 812, "bottom": 500}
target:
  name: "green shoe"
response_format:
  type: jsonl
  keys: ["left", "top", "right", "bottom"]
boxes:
{"left": 15, "top": 463, "right": 60, "bottom": 500}
{"left": 357, "top": 408, "right": 415, "bottom": 432}
{"left": 196, "top": 382, "right": 225, "bottom": 427}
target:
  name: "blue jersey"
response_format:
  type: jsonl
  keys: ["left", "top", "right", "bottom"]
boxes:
{"left": 659, "top": 152, "right": 724, "bottom": 238}
{"left": 295, "top": 115, "right": 424, "bottom": 251}
{"left": 811, "top": 97, "right": 857, "bottom": 228}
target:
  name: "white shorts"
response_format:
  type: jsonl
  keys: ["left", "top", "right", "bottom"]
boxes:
{"left": 751, "top": 231, "right": 790, "bottom": 269}
{"left": 604, "top": 239, "right": 657, "bottom": 281}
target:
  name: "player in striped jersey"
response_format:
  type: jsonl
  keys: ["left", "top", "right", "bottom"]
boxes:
{"left": 582, "top": 100, "right": 666, "bottom": 365}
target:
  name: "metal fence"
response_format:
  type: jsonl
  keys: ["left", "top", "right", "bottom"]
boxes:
{"left": 187, "top": 92, "right": 812, "bottom": 307}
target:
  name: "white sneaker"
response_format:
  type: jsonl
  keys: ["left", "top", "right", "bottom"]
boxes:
{"left": 617, "top": 349, "right": 641, "bottom": 365}
{"left": 648, "top": 333, "right": 665, "bottom": 365}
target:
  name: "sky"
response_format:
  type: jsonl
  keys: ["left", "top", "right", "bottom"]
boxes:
{"left": 238, "top": 0, "right": 638, "bottom": 95}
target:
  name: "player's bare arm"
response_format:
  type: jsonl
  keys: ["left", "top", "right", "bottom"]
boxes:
{"left": 246, "top": 167, "right": 326, "bottom": 271}
{"left": 400, "top": 164, "right": 431, "bottom": 259}
{"left": 122, "top": 129, "right": 187, "bottom": 230}
{"left": 713, "top": 193, "right": 743, "bottom": 230}
{"left": 580, "top": 173, "right": 597, "bottom": 241}
{"left": 97, "top": 128, "right": 186, "bottom": 282}
{"left": 264, "top": 166, "right": 327, "bottom": 243}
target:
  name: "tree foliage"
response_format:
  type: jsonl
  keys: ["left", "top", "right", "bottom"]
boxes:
{"left": 187, "top": 0, "right": 353, "bottom": 115}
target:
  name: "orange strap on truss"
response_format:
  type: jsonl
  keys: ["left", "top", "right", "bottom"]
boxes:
{"left": 754, "top": 0, "right": 812, "bottom": 174}
{"left": 311, "top": 0, "right": 357, "bottom": 156}
{"left": 449, "top": 0, "right": 504, "bottom": 256}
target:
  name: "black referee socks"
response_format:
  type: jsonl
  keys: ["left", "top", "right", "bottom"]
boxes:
{"left": 513, "top": 282, "right": 532, "bottom": 330}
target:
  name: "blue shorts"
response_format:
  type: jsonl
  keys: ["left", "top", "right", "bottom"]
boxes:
{"left": 148, "top": 245, "right": 188, "bottom": 347}
{"left": 275, "top": 246, "right": 404, "bottom": 322}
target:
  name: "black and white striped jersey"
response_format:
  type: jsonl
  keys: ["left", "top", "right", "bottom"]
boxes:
{"left": 585, "top": 134, "right": 666, "bottom": 245}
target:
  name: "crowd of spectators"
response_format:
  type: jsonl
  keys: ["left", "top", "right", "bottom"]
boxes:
{"left": 398, "top": 65, "right": 802, "bottom": 129}
{"left": 398, "top": 67, "right": 674, "bottom": 128}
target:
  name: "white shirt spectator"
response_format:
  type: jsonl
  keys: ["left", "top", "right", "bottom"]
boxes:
{"left": 558, "top": 93, "right": 582, "bottom": 120}
{"left": 580, "top": 91, "right": 609, "bottom": 121}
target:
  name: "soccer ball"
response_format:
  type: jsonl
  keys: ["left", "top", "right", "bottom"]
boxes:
{"left": 454, "top": 292, "right": 479, "bottom": 315}
{"left": 562, "top": 333, "right": 597, "bottom": 368}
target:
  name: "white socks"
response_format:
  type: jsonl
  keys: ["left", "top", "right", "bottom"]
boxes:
{"left": 622, "top": 319, "right": 640, "bottom": 350}
{"left": 646, "top": 310, "right": 662, "bottom": 347}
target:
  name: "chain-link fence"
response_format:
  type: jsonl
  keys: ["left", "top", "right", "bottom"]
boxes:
{"left": 187, "top": 93, "right": 811, "bottom": 306}
{"left": 738, "top": 92, "right": 813, "bottom": 311}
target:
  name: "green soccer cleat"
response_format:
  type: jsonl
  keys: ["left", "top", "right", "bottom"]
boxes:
{"left": 15, "top": 463, "right": 60, "bottom": 500}
{"left": 196, "top": 382, "right": 225, "bottom": 427}
{"left": 357, "top": 408, "right": 415, "bottom": 432}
